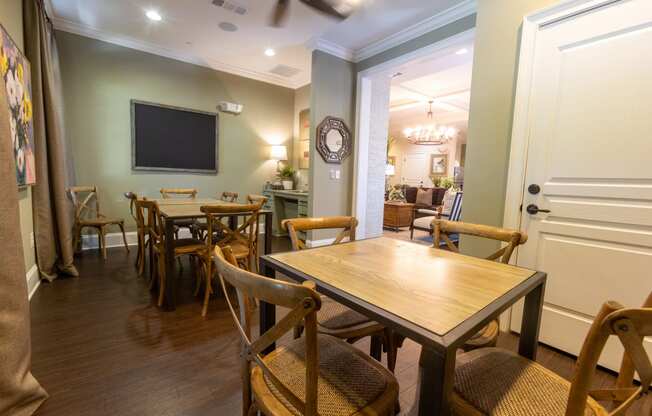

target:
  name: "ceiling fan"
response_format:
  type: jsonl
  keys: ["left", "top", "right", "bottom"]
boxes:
{"left": 270, "top": 0, "right": 358, "bottom": 27}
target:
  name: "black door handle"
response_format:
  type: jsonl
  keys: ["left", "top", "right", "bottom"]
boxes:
{"left": 526, "top": 204, "right": 551, "bottom": 215}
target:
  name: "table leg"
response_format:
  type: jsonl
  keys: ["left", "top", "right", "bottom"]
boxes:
{"left": 416, "top": 347, "right": 456, "bottom": 416}
{"left": 264, "top": 212, "right": 273, "bottom": 255}
{"left": 259, "top": 259, "right": 276, "bottom": 355}
{"left": 163, "top": 218, "right": 177, "bottom": 311}
{"left": 518, "top": 279, "right": 546, "bottom": 360}
{"left": 228, "top": 215, "right": 237, "bottom": 231}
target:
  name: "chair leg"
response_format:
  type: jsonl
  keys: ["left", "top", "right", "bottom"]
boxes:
{"left": 135, "top": 233, "right": 143, "bottom": 268}
{"left": 370, "top": 334, "right": 383, "bottom": 362}
{"left": 202, "top": 262, "right": 212, "bottom": 317}
{"left": 99, "top": 227, "right": 108, "bottom": 260}
{"left": 137, "top": 235, "right": 146, "bottom": 276}
{"left": 384, "top": 328, "right": 398, "bottom": 373}
{"left": 410, "top": 226, "right": 414, "bottom": 240}
{"left": 119, "top": 222, "right": 129, "bottom": 252}
{"left": 157, "top": 254, "right": 166, "bottom": 307}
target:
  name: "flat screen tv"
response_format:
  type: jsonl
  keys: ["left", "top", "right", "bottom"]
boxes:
{"left": 131, "top": 100, "right": 218, "bottom": 174}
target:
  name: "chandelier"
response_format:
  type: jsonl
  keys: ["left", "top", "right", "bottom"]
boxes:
{"left": 403, "top": 100, "right": 458, "bottom": 145}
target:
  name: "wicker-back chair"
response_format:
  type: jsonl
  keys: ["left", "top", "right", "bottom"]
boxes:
{"left": 212, "top": 245, "right": 399, "bottom": 416}
{"left": 432, "top": 219, "right": 528, "bottom": 351}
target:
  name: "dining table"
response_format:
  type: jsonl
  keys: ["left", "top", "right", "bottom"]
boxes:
{"left": 155, "top": 198, "right": 273, "bottom": 311}
{"left": 259, "top": 237, "right": 546, "bottom": 416}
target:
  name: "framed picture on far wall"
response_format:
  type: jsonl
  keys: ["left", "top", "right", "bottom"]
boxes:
{"left": 430, "top": 154, "right": 448, "bottom": 177}
{"left": 1, "top": 24, "right": 36, "bottom": 187}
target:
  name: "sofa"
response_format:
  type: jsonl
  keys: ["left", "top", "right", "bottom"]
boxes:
{"left": 403, "top": 186, "right": 446, "bottom": 211}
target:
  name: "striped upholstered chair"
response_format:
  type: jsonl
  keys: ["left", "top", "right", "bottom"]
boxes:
{"left": 410, "top": 191, "right": 463, "bottom": 242}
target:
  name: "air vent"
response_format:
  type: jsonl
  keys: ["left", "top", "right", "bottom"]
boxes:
{"left": 269, "top": 65, "right": 301, "bottom": 78}
{"left": 212, "top": 0, "right": 247, "bottom": 15}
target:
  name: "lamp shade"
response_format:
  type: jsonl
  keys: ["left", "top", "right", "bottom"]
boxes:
{"left": 270, "top": 145, "right": 288, "bottom": 161}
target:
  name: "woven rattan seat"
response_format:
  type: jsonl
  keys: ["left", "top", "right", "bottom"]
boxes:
{"left": 317, "top": 297, "right": 373, "bottom": 330}
{"left": 452, "top": 348, "right": 604, "bottom": 416}
{"left": 252, "top": 334, "right": 398, "bottom": 416}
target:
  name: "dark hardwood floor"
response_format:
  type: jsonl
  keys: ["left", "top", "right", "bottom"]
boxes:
{"left": 30, "top": 236, "right": 650, "bottom": 415}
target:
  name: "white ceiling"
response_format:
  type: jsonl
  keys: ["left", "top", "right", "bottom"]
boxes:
{"left": 389, "top": 40, "right": 474, "bottom": 139}
{"left": 47, "top": 0, "right": 473, "bottom": 88}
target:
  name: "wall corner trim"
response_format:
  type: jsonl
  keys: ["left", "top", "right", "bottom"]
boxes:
{"left": 306, "top": 37, "right": 355, "bottom": 62}
{"left": 27, "top": 265, "right": 40, "bottom": 300}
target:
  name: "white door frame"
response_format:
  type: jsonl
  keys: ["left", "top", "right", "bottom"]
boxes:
{"left": 501, "top": 0, "right": 630, "bottom": 334}
{"left": 503, "top": 0, "right": 625, "bottom": 233}
{"left": 353, "top": 28, "right": 476, "bottom": 238}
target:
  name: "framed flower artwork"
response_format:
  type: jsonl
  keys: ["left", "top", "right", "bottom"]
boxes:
{"left": 1, "top": 24, "right": 35, "bottom": 187}
{"left": 430, "top": 154, "right": 448, "bottom": 177}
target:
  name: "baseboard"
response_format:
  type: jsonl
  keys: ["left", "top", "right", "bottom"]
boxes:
{"left": 81, "top": 231, "right": 139, "bottom": 250}
{"left": 26, "top": 264, "right": 40, "bottom": 300}
{"left": 81, "top": 226, "right": 266, "bottom": 250}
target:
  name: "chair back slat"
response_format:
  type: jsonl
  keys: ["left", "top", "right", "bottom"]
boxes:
{"left": 68, "top": 186, "right": 100, "bottom": 221}
{"left": 616, "top": 291, "right": 652, "bottom": 389}
{"left": 432, "top": 219, "right": 528, "bottom": 264}
{"left": 246, "top": 194, "right": 267, "bottom": 205}
{"left": 282, "top": 216, "right": 358, "bottom": 251}
{"left": 213, "top": 246, "right": 321, "bottom": 416}
{"left": 134, "top": 198, "right": 163, "bottom": 244}
{"left": 220, "top": 191, "right": 239, "bottom": 202}
{"left": 201, "top": 202, "right": 264, "bottom": 270}
{"left": 124, "top": 192, "right": 138, "bottom": 221}
{"left": 566, "top": 292, "right": 652, "bottom": 416}
{"left": 160, "top": 188, "right": 197, "bottom": 199}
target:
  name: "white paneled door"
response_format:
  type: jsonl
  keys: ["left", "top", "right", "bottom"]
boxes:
{"left": 510, "top": 0, "right": 652, "bottom": 371}
{"left": 401, "top": 152, "right": 428, "bottom": 186}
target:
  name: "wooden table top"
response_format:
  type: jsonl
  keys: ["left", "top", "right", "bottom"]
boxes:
{"left": 154, "top": 198, "right": 239, "bottom": 219}
{"left": 269, "top": 237, "right": 536, "bottom": 336}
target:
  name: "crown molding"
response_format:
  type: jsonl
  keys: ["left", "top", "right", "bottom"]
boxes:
{"left": 352, "top": 0, "right": 477, "bottom": 62}
{"left": 305, "top": 37, "right": 354, "bottom": 62}
{"left": 307, "top": 0, "right": 477, "bottom": 64}
{"left": 51, "top": 16, "right": 305, "bottom": 89}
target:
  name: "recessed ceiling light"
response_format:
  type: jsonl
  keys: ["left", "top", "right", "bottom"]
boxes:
{"left": 218, "top": 21, "right": 238, "bottom": 32}
{"left": 146, "top": 10, "right": 162, "bottom": 21}
{"left": 264, "top": 48, "right": 276, "bottom": 57}
{"left": 455, "top": 48, "right": 469, "bottom": 55}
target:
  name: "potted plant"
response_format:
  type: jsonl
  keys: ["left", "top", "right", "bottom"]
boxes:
{"left": 278, "top": 165, "right": 296, "bottom": 190}
{"left": 431, "top": 175, "right": 455, "bottom": 190}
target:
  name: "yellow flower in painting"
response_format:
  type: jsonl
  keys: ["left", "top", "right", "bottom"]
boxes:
{"left": 0, "top": 49, "right": 8, "bottom": 76}
{"left": 16, "top": 63, "right": 24, "bottom": 83}
{"left": 21, "top": 94, "right": 33, "bottom": 122}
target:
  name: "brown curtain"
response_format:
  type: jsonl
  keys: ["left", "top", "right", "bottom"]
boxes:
{"left": 0, "top": 61, "right": 48, "bottom": 415}
{"left": 23, "top": 0, "right": 77, "bottom": 281}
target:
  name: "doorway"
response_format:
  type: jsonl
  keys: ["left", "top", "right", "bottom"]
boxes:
{"left": 353, "top": 29, "right": 475, "bottom": 239}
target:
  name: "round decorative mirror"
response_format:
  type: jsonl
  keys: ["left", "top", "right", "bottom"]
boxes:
{"left": 316, "top": 116, "right": 351, "bottom": 164}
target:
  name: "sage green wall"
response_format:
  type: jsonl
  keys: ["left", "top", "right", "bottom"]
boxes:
{"left": 356, "top": 14, "right": 476, "bottom": 72}
{"left": 56, "top": 31, "right": 295, "bottom": 231}
{"left": 309, "top": 50, "right": 355, "bottom": 241}
{"left": 461, "top": 0, "right": 558, "bottom": 256}
{"left": 0, "top": 0, "right": 36, "bottom": 273}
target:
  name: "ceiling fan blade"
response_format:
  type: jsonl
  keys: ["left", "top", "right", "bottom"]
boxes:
{"left": 270, "top": 0, "right": 290, "bottom": 27}
{"left": 299, "top": 0, "right": 353, "bottom": 20}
